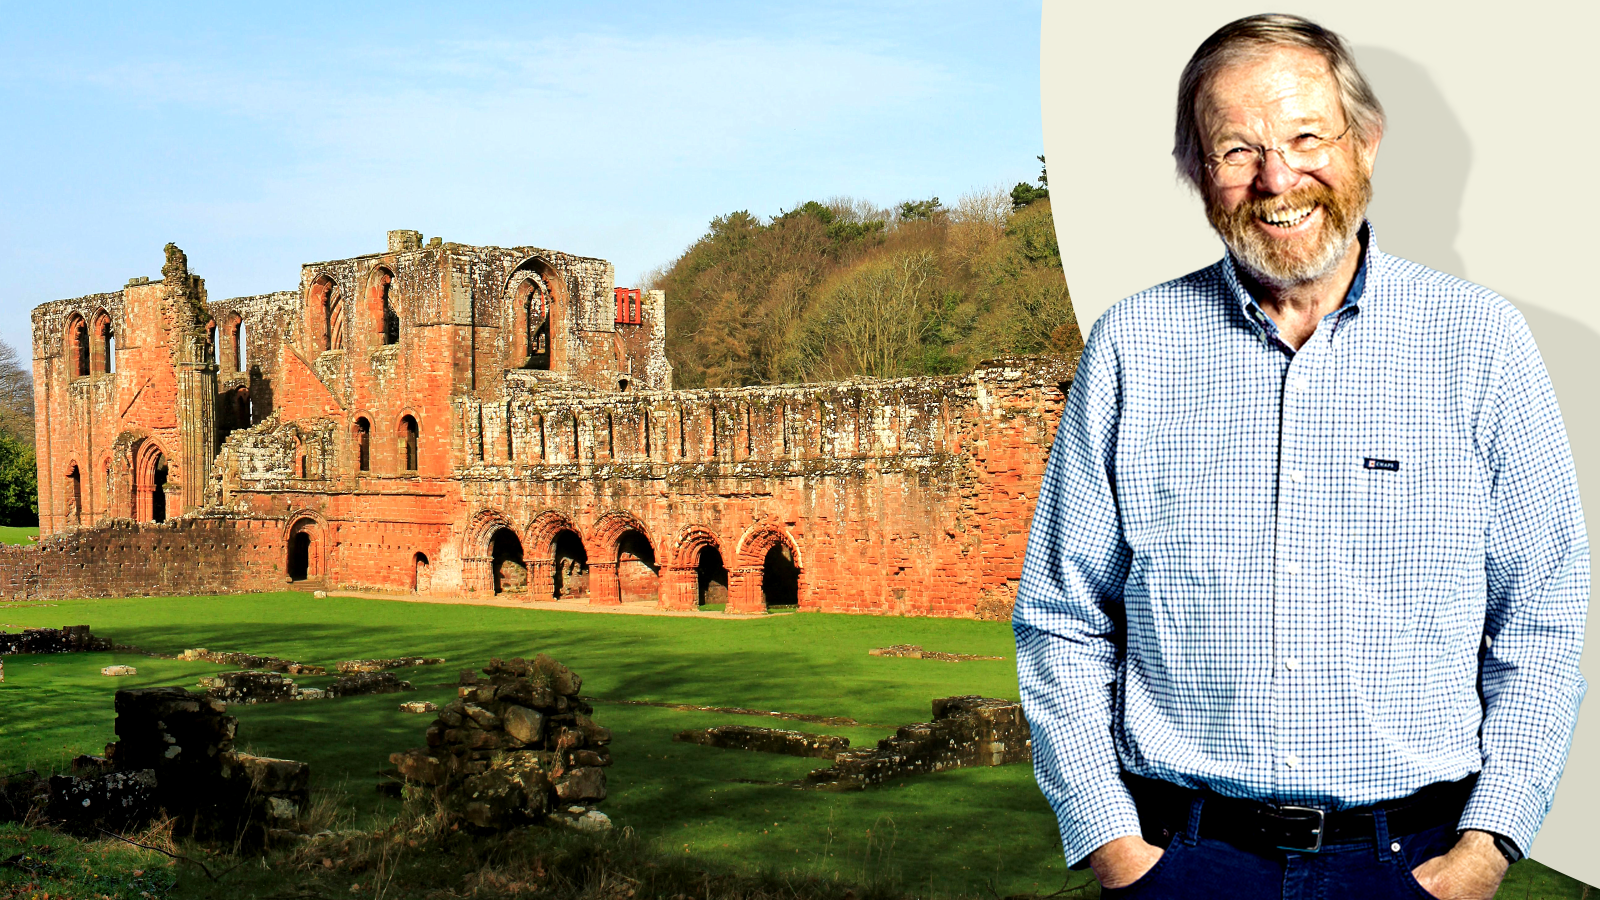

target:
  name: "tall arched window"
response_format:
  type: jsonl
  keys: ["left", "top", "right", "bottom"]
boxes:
{"left": 234, "top": 319, "right": 247, "bottom": 371}
{"left": 355, "top": 417, "right": 371, "bottom": 472}
{"left": 66, "top": 316, "right": 89, "bottom": 378}
{"left": 65, "top": 464, "right": 82, "bottom": 525}
{"left": 91, "top": 312, "right": 113, "bottom": 375}
{"left": 369, "top": 268, "right": 398, "bottom": 345}
{"left": 308, "top": 276, "right": 342, "bottom": 353}
{"left": 400, "top": 415, "right": 419, "bottom": 472}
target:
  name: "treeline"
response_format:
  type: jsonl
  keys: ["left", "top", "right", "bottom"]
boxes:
{"left": 0, "top": 340, "right": 34, "bottom": 526}
{"left": 649, "top": 166, "right": 1081, "bottom": 389}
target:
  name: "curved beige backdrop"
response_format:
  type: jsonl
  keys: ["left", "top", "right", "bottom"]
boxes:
{"left": 1042, "top": 0, "right": 1597, "bottom": 884}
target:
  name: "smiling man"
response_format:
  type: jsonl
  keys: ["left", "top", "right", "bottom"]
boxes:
{"left": 1014, "top": 14, "right": 1587, "bottom": 900}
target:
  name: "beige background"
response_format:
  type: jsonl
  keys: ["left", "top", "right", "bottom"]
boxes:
{"left": 1041, "top": 0, "right": 1597, "bottom": 884}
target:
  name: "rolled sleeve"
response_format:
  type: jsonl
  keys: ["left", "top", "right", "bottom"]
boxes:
{"left": 1013, "top": 321, "right": 1139, "bottom": 867}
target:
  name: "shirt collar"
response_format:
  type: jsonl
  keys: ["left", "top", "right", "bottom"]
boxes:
{"left": 1222, "top": 220, "right": 1375, "bottom": 352}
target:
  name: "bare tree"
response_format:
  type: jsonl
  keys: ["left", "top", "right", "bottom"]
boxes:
{"left": 818, "top": 250, "right": 939, "bottom": 379}
{"left": 0, "top": 340, "right": 33, "bottom": 444}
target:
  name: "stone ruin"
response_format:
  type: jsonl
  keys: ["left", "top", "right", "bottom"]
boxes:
{"left": 673, "top": 725, "right": 849, "bottom": 760}
{"left": 806, "top": 696, "right": 1031, "bottom": 789}
{"left": 179, "top": 647, "right": 326, "bottom": 674}
{"left": 867, "top": 644, "right": 1006, "bottom": 662}
{"left": 0, "top": 687, "right": 310, "bottom": 843}
{"left": 198, "top": 670, "right": 414, "bottom": 704}
{"left": 337, "top": 656, "right": 445, "bottom": 674}
{"left": 0, "top": 625, "right": 113, "bottom": 656}
{"left": 389, "top": 654, "right": 612, "bottom": 832}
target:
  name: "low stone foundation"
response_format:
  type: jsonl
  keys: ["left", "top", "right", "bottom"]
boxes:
{"left": 0, "top": 625, "right": 112, "bottom": 655}
{"left": 390, "top": 655, "right": 611, "bottom": 830}
{"left": 673, "top": 725, "right": 850, "bottom": 759}
{"left": 1, "top": 686, "right": 311, "bottom": 842}
{"left": 180, "top": 648, "right": 326, "bottom": 675}
{"left": 199, "top": 670, "right": 414, "bottom": 704}
{"left": 337, "top": 657, "right": 446, "bottom": 674}
{"left": 807, "top": 696, "right": 1031, "bottom": 788}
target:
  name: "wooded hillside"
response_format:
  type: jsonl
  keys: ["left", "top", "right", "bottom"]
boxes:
{"left": 647, "top": 178, "right": 1081, "bottom": 389}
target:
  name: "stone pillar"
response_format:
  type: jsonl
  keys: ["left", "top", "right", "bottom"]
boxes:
{"left": 162, "top": 245, "right": 218, "bottom": 516}
{"left": 526, "top": 559, "right": 556, "bottom": 601}
{"left": 657, "top": 566, "right": 699, "bottom": 610}
{"left": 727, "top": 566, "right": 766, "bottom": 614}
{"left": 462, "top": 555, "right": 492, "bottom": 594}
{"left": 587, "top": 562, "right": 620, "bottom": 605}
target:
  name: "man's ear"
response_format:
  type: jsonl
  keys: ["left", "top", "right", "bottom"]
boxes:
{"left": 1357, "top": 126, "right": 1383, "bottom": 176}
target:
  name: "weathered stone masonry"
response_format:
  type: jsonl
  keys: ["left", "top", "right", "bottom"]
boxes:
{"left": 20, "top": 232, "right": 1076, "bottom": 617}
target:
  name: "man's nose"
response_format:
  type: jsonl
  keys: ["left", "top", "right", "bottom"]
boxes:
{"left": 1254, "top": 148, "right": 1301, "bottom": 194}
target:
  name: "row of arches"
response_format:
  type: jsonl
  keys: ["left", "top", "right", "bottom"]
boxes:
{"left": 351, "top": 414, "right": 420, "bottom": 473}
{"left": 63, "top": 312, "right": 115, "bottom": 379}
{"left": 462, "top": 512, "right": 801, "bottom": 612}
{"left": 60, "top": 436, "right": 171, "bottom": 528}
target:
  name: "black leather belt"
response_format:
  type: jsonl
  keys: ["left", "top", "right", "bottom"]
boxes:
{"left": 1123, "top": 772, "right": 1475, "bottom": 854}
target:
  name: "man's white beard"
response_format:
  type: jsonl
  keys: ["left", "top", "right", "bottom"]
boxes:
{"left": 1205, "top": 172, "right": 1371, "bottom": 288}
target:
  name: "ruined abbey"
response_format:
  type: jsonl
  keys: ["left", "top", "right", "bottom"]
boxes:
{"left": 17, "top": 231, "right": 1074, "bottom": 617}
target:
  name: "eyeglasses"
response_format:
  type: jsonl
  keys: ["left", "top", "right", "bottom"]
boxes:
{"left": 1205, "top": 124, "right": 1352, "bottom": 187}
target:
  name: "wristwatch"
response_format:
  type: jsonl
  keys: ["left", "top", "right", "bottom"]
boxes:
{"left": 1464, "top": 830, "right": 1523, "bottom": 865}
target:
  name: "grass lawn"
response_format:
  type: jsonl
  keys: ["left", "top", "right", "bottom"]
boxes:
{"left": 0, "top": 525, "right": 38, "bottom": 545}
{"left": 0, "top": 592, "right": 1591, "bottom": 899}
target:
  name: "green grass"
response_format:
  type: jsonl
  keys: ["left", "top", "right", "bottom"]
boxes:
{"left": 0, "top": 525, "right": 37, "bottom": 545}
{"left": 0, "top": 592, "right": 1591, "bottom": 899}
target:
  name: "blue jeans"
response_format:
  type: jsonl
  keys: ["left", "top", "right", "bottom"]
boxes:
{"left": 1102, "top": 801, "right": 1454, "bottom": 899}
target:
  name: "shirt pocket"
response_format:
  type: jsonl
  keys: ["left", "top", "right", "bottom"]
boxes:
{"left": 1345, "top": 448, "right": 1487, "bottom": 637}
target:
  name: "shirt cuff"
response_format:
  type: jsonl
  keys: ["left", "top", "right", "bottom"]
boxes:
{"left": 1054, "top": 773, "right": 1143, "bottom": 869}
{"left": 1456, "top": 771, "right": 1544, "bottom": 858}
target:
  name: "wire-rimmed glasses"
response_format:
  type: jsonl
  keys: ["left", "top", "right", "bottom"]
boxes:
{"left": 1206, "top": 124, "right": 1352, "bottom": 187}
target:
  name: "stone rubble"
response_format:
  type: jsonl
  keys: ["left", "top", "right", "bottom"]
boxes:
{"left": 180, "top": 647, "right": 326, "bottom": 675}
{"left": 101, "top": 665, "right": 137, "bottom": 676}
{"left": 390, "top": 654, "right": 610, "bottom": 830}
{"left": 400, "top": 700, "right": 439, "bottom": 714}
{"left": 1, "top": 686, "right": 311, "bottom": 843}
{"left": 0, "top": 625, "right": 113, "bottom": 655}
{"left": 807, "top": 696, "right": 1032, "bottom": 789}
{"left": 868, "top": 644, "right": 1006, "bottom": 662}
{"left": 338, "top": 656, "right": 446, "bottom": 674}
{"left": 673, "top": 725, "right": 849, "bottom": 760}
{"left": 198, "top": 670, "right": 414, "bottom": 704}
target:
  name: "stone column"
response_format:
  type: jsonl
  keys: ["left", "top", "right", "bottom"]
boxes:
{"left": 657, "top": 566, "right": 698, "bottom": 611}
{"left": 726, "top": 566, "right": 766, "bottom": 614}
{"left": 526, "top": 559, "right": 555, "bottom": 601}
{"left": 587, "top": 562, "right": 620, "bottom": 605}
{"left": 461, "top": 555, "right": 492, "bottom": 594}
{"left": 162, "top": 245, "right": 218, "bottom": 516}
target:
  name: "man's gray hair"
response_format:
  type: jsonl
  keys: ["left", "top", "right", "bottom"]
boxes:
{"left": 1173, "top": 14, "right": 1385, "bottom": 189}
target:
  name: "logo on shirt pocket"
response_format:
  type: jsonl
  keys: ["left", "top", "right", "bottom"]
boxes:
{"left": 1363, "top": 457, "right": 1400, "bottom": 471}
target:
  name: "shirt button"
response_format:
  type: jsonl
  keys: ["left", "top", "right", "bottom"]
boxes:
{"left": 1289, "top": 470, "right": 1305, "bottom": 483}
{"left": 1286, "top": 753, "right": 1301, "bottom": 768}
{"left": 1284, "top": 658, "right": 1299, "bottom": 671}
{"left": 1284, "top": 561, "right": 1302, "bottom": 576}
{"left": 1291, "top": 375, "right": 1310, "bottom": 391}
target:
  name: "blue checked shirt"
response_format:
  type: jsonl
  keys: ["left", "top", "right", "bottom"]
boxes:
{"left": 1014, "top": 224, "right": 1588, "bottom": 866}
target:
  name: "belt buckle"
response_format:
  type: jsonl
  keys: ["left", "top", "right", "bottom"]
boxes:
{"left": 1274, "top": 805, "right": 1326, "bottom": 853}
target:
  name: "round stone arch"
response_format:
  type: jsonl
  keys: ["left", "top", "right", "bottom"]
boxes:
{"left": 589, "top": 511, "right": 657, "bottom": 606}
{"left": 729, "top": 522, "right": 803, "bottom": 614}
{"left": 284, "top": 510, "right": 328, "bottom": 585}
{"left": 461, "top": 508, "right": 517, "bottom": 595}
{"left": 525, "top": 510, "right": 588, "bottom": 602}
{"left": 659, "top": 524, "right": 727, "bottom": 611}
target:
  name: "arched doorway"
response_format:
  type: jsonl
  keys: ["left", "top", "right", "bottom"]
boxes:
{"left": 413, "top": 552, "right": 431, "bottom": 593}
{"left": 762, "top": 543, "right": 799, "bottom": 608}
{"left": 150, "top": 452, "right": 168, "bottom": 523}
{"left": 491, "top": 528, "right": 526, "bottom": 594}
{"left": 616, "top": 530, "right": 658, "bottom": 604}
{"left": 552, "top": 530, "right": 589, "bottom": 600}
{"left": 698, "top": 546, "right": 728, "bottom": 607}
{"left": 288, "top": 532, "right": 311, "bottom": 581}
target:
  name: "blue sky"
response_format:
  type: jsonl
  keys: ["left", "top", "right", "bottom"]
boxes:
{"left": 0, "top": 1, "right": 1045, "bottom": 365}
